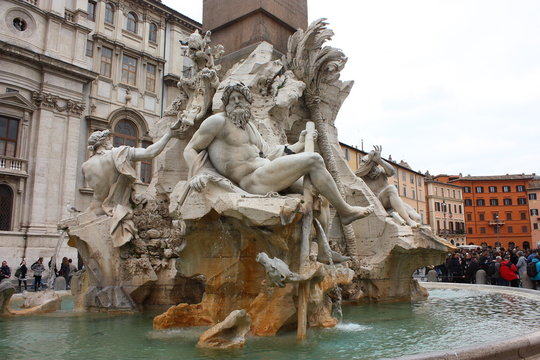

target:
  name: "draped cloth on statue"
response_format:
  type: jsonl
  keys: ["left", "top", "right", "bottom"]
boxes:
{"left": 101, "top": 146, "right": 138, "bottom": 247}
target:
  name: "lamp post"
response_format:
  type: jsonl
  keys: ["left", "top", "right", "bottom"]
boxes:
{"left": 495, "top": 214, "right": 500, "bottom": 248}
{"left": 442, "top": 200, "right": 447, "bottom": 239}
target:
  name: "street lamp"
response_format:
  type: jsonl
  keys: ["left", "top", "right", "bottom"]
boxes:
{"left": 495, "top": 214, "right": 500, "bottom": 248}
{"left": 442, "top": 200, "right": 447, "bottom": 239}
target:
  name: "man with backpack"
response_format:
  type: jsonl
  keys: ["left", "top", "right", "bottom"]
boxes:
{"left": 527, "top": 255, "right": 540, "bottom": 289}
{"left": 487, "top": 257, "right": 502, "bottom": 285}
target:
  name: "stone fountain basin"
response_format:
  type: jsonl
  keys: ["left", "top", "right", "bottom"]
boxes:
{"left": 390, "top": 282, "right": 540, "bottom": 360}
{"left": 1, "top": 284, "right": 539, "bottom": 360}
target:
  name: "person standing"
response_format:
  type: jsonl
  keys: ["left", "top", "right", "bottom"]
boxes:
{"left": 16, "top": 260, "right": 28, "bottom": 291}
{"left": 499, "top": 256, "right": 519, "bottom": 287}
{"left": 30, "top": 257, "right": 45, "bottom": 291}
{"left": 0, "top": 261, "right": 11, "bottom": 283}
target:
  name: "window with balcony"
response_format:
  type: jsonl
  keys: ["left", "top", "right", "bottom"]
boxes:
{"left": 149, "top": 23, "right": 158, "bottom": 43}
{"left": 529, "top": 193, "right": 537, "bottom": 200}
{"left": 105, "top": 3, "right": 115, "bottom": 25}
{"left": 0, "top": 184, "right": 13, "bottom": 231}
{"left": 87, "top": 0, "right": 96, "bottom": 21}
{"left": 503, "top": 186, "right": 511, "bottom": 192}
{"left": 489, "top": 186, "right": 497, "bottom": 193}
{"left": 100, "top": 47, "right": 113, "bottom": 77}
{"left": 126, "top": 12, "right": 138, "bottom": 33}
{"left": 0, "top": 116, "right": 19, "bottom": 158}
{"left": 146, "top": 63, "right": 156, "bottom": 92}
{"left": 122, "top": 55, "right": 138, "bottom": 85}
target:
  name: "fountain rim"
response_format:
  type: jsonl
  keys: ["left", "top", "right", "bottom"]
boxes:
{"left": 386, "top": 282, "right": 540, "bottom": 360}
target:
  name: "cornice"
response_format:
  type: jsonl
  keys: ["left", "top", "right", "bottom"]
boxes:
{"left": 0, "top": 40, "right": 98, "bottom": 83}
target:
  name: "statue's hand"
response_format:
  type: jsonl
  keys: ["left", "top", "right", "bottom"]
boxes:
{"left": 299, "top": 129, "right": 318, "bottom": 143}
{"left": 372, "top": 145, "right": 382, "bottom": 162}
{"left": 189, "top": 173, "right": 211, "bottom": 192}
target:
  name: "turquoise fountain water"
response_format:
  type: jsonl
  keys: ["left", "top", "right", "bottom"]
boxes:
{"left": 1, "top": 288, "right": 539, "bottom": 360}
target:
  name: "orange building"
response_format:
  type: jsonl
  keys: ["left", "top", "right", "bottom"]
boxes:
{"left": 437, "top": 174, "right": 535, "bottom": 249}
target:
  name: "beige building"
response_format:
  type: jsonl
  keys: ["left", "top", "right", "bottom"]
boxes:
{"left": 339, "top": 142, "right": 427, "bottom": 224}
{"left": 527, "top": 178, "right": 540, "bottom": 248}
{"left": 0, "top": 0, "right": 198, "bottom": 270}
{"left": 424, "top": 177, "right": 466, "bottom": 245}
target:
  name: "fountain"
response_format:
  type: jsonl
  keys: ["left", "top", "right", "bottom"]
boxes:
{"left": 3, "top": 19, "right": 538, "bottom": 360}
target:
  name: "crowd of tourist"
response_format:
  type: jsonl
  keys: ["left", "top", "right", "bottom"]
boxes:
{"left": 426, "top": 246, "right": 540, "bottom": 289}
{"left": 0, "top": 256, "right": 78, "bottom": 292}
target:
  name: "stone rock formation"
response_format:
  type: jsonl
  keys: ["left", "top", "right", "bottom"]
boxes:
{"left": 0, "top": 281, "right": 15, "bottom": 314}
{"left": 197, "top": 309, "right": 251, "bottom": 349}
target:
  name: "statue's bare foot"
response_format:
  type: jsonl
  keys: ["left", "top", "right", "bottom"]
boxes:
{"left": 341, "top": 205, "right": 374, "bottom": 225}
{"left": 407, "top": 220, "right": 420, "bottom": 228}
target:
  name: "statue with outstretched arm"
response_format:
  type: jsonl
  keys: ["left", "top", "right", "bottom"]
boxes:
{"left": 356, "top": 145, "right": 421, "bottom": 228}
{"left": 183, "top": 82, "right": 374, "bottom": 225}
{"left": 82, "top": 128, "right": 176, "bottom": 246}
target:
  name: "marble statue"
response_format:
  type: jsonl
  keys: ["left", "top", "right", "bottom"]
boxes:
{"left": 183, "top": 82, "right": 374, "bottom": 225}
{"left": 167, "top": 30, "right": 223, "bottom": 132}
{"left": 356, "top": 145, "right": 421, "bottom": 227}
{"left": 82, "top": 128, "right": 175, "bottom": 247}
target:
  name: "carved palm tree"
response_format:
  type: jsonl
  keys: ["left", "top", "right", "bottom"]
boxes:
{"left": 285, "top": 19, "right": 358, "bottom": 257}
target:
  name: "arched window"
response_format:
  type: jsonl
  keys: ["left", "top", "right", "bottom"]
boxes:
{"left": 113, "top": 119, "right": 137, "bottom": 147}
{"left": 112, "top": 119, "right": 153, "bottom": 184}
{"left": 0, "top": 185, "right": 13, "bottom": 231}
{"left": 149, "top": 23, "right": 157, "bottom": 43}
{"left": 126, "top": 12, "right": 138, "bottom": 33}
{"left": 105, "top": 3, "right": 115, "bottom": 25}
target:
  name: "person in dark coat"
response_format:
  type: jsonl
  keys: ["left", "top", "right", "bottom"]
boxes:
{"left": 448, "top": 253, "right": 464, "bottom": 283}
{"left": 0, "top": 260, "right": 11, "bottom": 283}
{"left": 16, "top": 260, "right": 28, "bottom": 291}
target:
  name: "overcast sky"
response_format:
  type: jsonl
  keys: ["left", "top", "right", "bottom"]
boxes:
{"left": 163, "top": 0, "right": 540, "bottom": 177}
